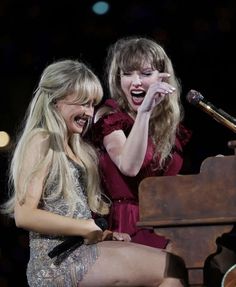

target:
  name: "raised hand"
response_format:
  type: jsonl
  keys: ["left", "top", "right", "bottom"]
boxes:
{"left": 138, "top": 73, "right": 175, "bottom": 113}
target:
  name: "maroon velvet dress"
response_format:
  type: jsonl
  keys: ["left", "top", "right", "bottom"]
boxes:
{"left": 92, "top": 99, "right": 191, "bottom": 249}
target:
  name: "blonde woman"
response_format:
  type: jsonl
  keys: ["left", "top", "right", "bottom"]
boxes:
{"left": 1, "top": 59, "right": 187, "bottom": 286}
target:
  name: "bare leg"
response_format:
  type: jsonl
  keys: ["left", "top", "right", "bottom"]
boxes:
{"left": 80, "top": 241, "right": 186, "bottom": 287}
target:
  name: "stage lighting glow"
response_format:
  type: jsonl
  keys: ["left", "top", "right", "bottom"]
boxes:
{"left": 92, "top": 1, "right": 110, "bottom": 15}
{"left": 0, "top": 131, "right": 10, "bottom": 147}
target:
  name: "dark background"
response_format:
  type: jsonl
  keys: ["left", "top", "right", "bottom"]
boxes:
{"left": 0, "top": 0, "right": 236, "bottom": 286}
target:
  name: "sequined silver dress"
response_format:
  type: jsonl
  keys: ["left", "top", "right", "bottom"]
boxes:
{"left": 26, "top": 159, "right": 99, "bottom": 287}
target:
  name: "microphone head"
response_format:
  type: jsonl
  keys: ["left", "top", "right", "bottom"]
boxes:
{"left": 186, "top": 89, "right": 204, "bottom": 105}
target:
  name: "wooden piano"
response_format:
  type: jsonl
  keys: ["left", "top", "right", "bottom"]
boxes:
{"left": 137, "top": 148, "right": 236, "bottom": 286}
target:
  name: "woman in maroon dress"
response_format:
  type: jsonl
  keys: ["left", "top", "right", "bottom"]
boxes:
{"left": 92, "top": 36, "right": 191, "bottom": 249}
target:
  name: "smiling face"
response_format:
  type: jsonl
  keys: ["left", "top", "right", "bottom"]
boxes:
{"left": 120, "top": 63, "right": 160, "bottom": 112}
{"left": 56, "top": 93, "right": 95, "bottom": 137}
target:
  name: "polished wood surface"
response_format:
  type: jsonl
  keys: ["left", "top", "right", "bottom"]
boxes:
{"left": 138, "top": 155, "right": 236, "bottom": 286}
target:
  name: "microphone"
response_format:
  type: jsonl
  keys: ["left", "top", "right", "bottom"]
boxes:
{"left": 48, "top": 217, "right": 108, "bottom": 265}
{"left": 186, "top": 89, "right": 236, "bottom": 133}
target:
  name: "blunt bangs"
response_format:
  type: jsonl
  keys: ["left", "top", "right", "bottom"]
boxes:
{"left": 117, "top": 40, "right": 166, "bottom": 73}
{"left": 73, "top": 75, "right": 103, "bottom": 106}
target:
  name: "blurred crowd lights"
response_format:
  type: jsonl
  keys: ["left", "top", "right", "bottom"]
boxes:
{"left": 92, "top": 1, "right": 110, "bottom": 15}
{"left": 0, "top": 131, "right": 10, "bottom": 149}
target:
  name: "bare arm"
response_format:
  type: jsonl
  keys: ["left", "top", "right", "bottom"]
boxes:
{"left": 15, "top": 202, "right": 101, "bottom": 238}
{"left": 14, "top": 132, "right": 102, "bottom": 243}
{"left": 103, "top": 111, "right": 150, "bottom": 176}
{"left": 103, "top": 76, "right": 176, "bottom": 176}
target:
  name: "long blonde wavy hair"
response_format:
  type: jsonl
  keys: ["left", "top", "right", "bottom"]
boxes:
{"left": 105, "top": 36, "right": 184, "bottom": 166}
{"left": 3, "top": 59, "right": 109, "bottom": 217}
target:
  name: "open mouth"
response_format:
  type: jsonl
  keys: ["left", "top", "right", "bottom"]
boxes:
{"left": 131, "top": 91, "right": 146, "bottom": 105}
{"left": 74, "top": 116, "right": 87, "bottom": 127}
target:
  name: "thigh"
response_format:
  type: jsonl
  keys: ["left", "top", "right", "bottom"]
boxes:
{"left": 80, "top": 241, "right": 167, "bottom": 287}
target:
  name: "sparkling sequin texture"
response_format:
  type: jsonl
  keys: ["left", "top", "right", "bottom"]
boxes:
{"left": 26, "top": 159, "right": 99, "bottom": 287}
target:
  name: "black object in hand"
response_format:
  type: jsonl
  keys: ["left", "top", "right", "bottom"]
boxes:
{"left": 48, "top": 218, "right": 108, "bottom": 262}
